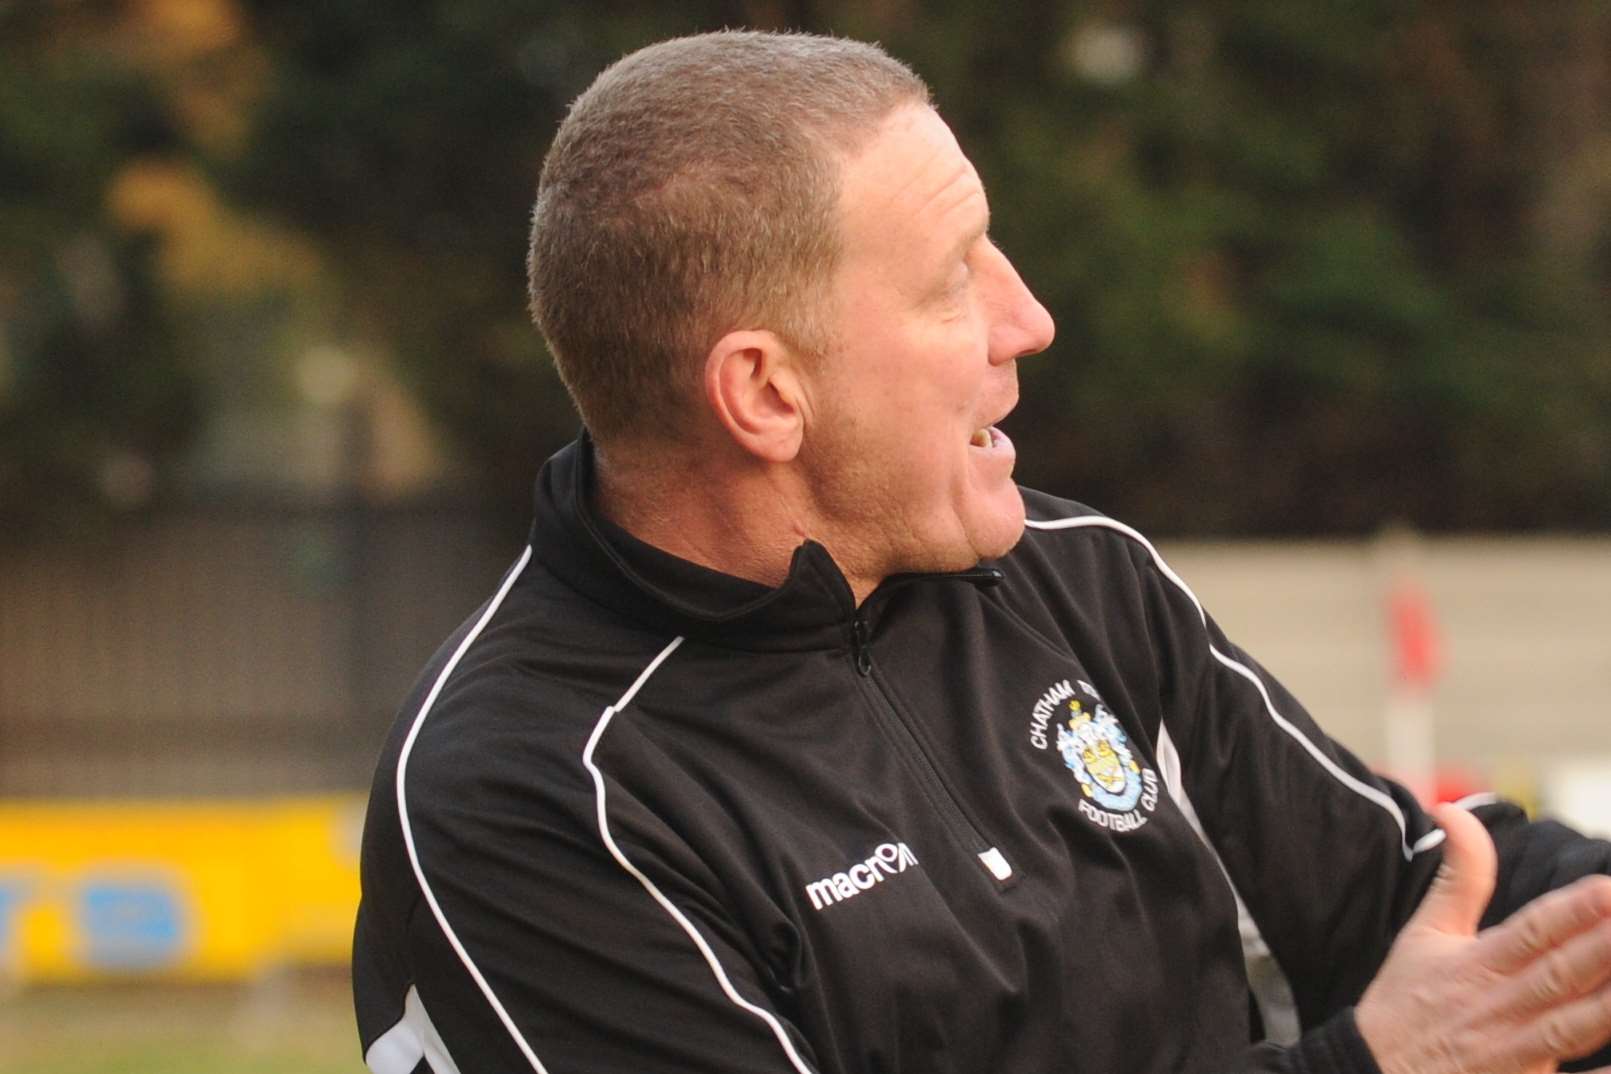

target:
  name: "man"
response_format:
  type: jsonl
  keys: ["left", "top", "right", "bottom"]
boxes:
{"left": 352, "top": 30, "right": 1611, "bottom": 1074}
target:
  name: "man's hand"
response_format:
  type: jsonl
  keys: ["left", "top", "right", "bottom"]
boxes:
{"left": 1357, "top": 804, "right": 1611, "bottom": 1074}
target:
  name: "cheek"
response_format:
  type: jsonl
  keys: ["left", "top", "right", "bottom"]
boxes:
{"left": 830, "top": 324, "right": 987, "bottom": 467}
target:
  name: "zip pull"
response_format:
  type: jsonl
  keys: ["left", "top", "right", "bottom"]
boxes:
{"left": 978, "top": 847, "right": 1014, "bottom": 882}
{"left": 850, "top": 614, "right": 873, "bottom": 676}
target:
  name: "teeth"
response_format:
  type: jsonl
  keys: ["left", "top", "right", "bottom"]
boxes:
{"left": 970, "top": 428, "right": 991, "bottom": 448}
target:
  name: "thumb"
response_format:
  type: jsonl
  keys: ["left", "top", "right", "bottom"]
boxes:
{"left": 1410, "top": 803, "right": 1497, "bottom": 937}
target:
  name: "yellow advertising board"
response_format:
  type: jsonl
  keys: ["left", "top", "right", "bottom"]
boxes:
{"left": 0, "top": 796, "right": 362, "bottom": 982}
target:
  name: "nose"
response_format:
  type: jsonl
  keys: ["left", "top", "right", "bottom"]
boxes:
{"left": 984, "top": 246, "right": 1055, "bottom": 365}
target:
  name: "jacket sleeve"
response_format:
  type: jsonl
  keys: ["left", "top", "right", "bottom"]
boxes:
{"left": 1479, "top": 799, "right": 1611, "bottom": 926}
{"left": 1475, "top": 798, "right": 1611, "bottom": 1070}
{"left": 1132, "top": 542, "right": 1611, "bottom": 1058}
{"left": 377, "top": 743, "right": 820, "bottom": 1074}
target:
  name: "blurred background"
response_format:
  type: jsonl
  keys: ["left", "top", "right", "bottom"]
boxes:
{"left": 1, "top": 1, "right": 1607, "bottom": 1070}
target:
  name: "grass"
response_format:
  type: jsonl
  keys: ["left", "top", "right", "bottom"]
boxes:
{"left": 0, "top": 971, "right": 364, "bottom": 1074}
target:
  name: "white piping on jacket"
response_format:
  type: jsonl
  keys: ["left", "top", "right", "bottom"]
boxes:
{"left": 1025, "top": 514, "right": 1433, "bottom": 861}
{"left": 583, "top": 634, "right": 819, "bottom": 1074}
{"left": 393, "top": 550, "right": 550, "bottom": 1069}
{"left": 395, "top": 545, "right": 551, "bottom": 1074}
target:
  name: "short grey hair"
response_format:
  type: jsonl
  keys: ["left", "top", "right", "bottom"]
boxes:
{"left": 527, "top": 30, "right": 929, "bottom": 444}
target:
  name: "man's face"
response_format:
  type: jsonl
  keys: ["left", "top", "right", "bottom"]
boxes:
{"left": 801, "top": 104, "right": 1055, "bottom": 581}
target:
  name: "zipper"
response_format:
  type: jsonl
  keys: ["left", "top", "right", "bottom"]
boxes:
{"left": 851, "top": 615, "right": 874, "bottom": 676}
{"left": 848, "top": 565, "right": 1000, "bottom": 677}
{"left": 848, "top": 609, "right": 1014, "bottom": 884}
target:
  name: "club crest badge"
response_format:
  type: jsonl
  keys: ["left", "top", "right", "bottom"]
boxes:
{"left": 1027, "top": 679, "right": 1159, "bottom": 833}
{"left": 1058, "top": 702, "right": 1143, "bottom": 809}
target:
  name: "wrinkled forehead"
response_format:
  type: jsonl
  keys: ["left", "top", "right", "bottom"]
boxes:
{"left": 834, "top": 104, "right": 988, "bottom": 259}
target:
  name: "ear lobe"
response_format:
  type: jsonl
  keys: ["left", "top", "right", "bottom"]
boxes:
{"left": 704, "top": 330, "right": 804, "bottom": 463}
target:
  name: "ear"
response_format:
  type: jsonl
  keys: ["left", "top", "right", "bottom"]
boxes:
{"left": 703, "top": 329, "right": 806, "bottom": 463}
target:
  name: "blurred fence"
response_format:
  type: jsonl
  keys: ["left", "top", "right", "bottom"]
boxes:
{"left": 1165, "top": 536, "right": 1611, "bottom": 837}
{"left": 0, "top": 498, "right": 513, "bottom": 798}
{"left": 4, "top": 508, "right": 1609, "bottom": 800}
{"left": 1, "top": 503, "right": 1608, "bottom": 983}
{"left": 1164, "top": 537, "right": 1611, "bottom": 775}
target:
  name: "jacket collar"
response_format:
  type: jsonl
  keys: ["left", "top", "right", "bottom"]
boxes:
{"left": 529, "top": 436, "right": 861, "bottom": 651}
{"left": 529, "top": 436, "right": 1005, "bottom": 651}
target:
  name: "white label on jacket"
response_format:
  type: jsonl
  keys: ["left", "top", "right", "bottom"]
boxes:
{"left": 805, "top": 842, "right": 919, "bottom": 911}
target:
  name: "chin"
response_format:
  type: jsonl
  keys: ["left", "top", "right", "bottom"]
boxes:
{"left": 966, "top": 488, "right": 1028, "bottom": 563}
{"left": 972, "top": 516, "right": 1026, "bottom": 562}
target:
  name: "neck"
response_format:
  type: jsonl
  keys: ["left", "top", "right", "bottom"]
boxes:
{"left": 592, "top": 439, "right": 882, "bottom": 605}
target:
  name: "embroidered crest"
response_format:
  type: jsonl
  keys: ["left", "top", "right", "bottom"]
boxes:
{"left": 1028, "top": 682, "right": 1160, "bottom": 833}
{"left": 1058, "top": 701, "right": 1145, "bottom": 810}
{"left": 1027, "top": 680, "right": 1160, "bottom": 832}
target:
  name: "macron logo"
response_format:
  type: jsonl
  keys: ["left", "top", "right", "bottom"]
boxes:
{"left": 805, "top": 842, "right": 919, "bottom": 911}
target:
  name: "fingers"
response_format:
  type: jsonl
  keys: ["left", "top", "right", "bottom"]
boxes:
{"left": 1501, "top": 917, "right": 1611, "bottom": 1016}
{"left": 1361, "top": 830, "right": 1611, "bottom": 1074}
{"left": 1498, "top": 979, "right": 1611, "bottom": 1071}
{"left": 1480, "top": 880, "right": 1611, "bottom": 1070}
{"left": 1481, "top": 874, "right": 1611, "bottom": 976}
{"left": 1412, "top": 804, "right": 1498, "bottom": 937}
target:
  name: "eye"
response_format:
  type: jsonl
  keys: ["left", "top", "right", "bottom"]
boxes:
{"left": 932, "top": 235, "right": 987, "bottom": 308}
{"left": 956, "top": 235, "right": 994, "bottom": 285}
{"left": 949, "top": 254, "right": 978, "bottom": 291}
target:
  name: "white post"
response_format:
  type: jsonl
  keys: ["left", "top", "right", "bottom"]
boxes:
{"left": 1375, "top": 526, "right": 1441, "bottom": 805}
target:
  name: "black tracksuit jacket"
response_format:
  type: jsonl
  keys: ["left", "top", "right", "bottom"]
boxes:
{"left": 353, "top": 438, "right": 1611, "bottom": 1074}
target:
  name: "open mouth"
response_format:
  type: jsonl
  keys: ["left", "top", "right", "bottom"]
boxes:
{"left": 967, "top": 421, "right": 1017, "bottom": 467}
{"left": 970, "top": 393, "right": 1019, "bottom": 451}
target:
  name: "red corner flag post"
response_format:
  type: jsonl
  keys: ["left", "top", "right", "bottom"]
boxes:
{"left": 1389, "top": 578, "right": 1441, "bottom": 696}
{"left": 1384, "top": 566, "right": 1443, "bottom": 805}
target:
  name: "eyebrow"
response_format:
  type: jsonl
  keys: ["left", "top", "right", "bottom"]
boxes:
{"left": 949, "top": 213, "right": 990, "bottom": 263}
{"left": 928, "top": 215, "right": 990, "bottom": 299}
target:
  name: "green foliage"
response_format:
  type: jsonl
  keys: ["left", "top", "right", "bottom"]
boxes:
{"left": 0, "top": 12, "right": 202, "bottom": 535}
{"left": 910, "top": 1, "right": 1611, "bottom": 534}
{"left": 226, "top": 0, "right": 749, "bottom": 505}
{"left": 6, "top": 1, "right": 1608, "bottom": 534}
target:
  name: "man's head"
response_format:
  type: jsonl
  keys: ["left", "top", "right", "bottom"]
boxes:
{"left": 531, "top": 31, "right": 1054, "bottom": 589}
{"left": 528, "top": 30, "right": 928, "bottom": 446}
{"left": 796, "top": 101, "right": 1055, "bottom": 578}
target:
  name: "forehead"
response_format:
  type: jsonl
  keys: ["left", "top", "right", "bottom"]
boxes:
{"left": 836, "top": 105, "right": 986, "bottom": 257}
